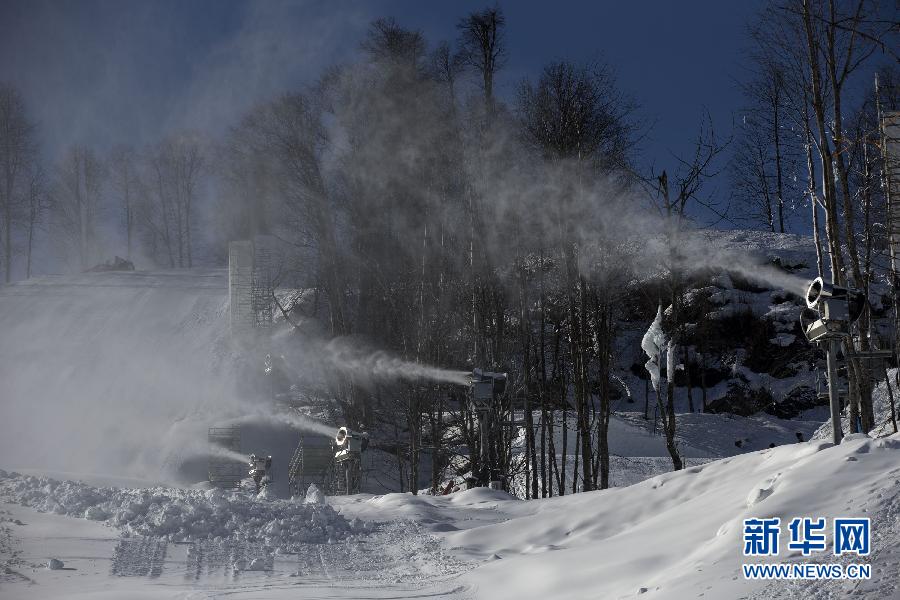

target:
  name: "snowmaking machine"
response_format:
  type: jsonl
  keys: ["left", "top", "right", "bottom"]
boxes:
{"left": 287, "top": 426, "right": 369, "bottom": 496}
{"left": 799, "top": 277, "right": 891, "bottom": 443}
{"left": 331, "top": 427, "right": 369, "bottom": 495}
{"left": 247, "top": 454, "right": 273, "bottom": 493}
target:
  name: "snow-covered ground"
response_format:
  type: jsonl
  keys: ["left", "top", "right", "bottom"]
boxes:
{"left": 3, "top": 432, "right": 900, "bottom": 599}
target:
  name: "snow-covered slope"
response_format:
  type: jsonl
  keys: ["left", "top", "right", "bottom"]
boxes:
{"left": 3, "top": 434, "right": 898, "bottom": 599}
{"left": 449, "top": 434, "right": 900, "bottom": 599}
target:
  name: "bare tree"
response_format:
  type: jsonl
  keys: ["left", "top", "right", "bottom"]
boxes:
{"left": 24, "top": 161, "right": 48, "bottom": 278}
{"left": 108, "top": 146, "right": 140, "bottom": 261}
{"left": 53, "top": 145, "right": 104, "bottom": 271}
{"left": 143, "top": 136, "right": 203, "bottom": 268}
{"left": 518, "top": 60, "right": 637, "bottom": 489}
{"left": 731, "top": 113, "right": 779, "bottom": 231}
{"left": 457, "top": 5, "right": 506, "bottom": 116}
{"left": 654, "top": 118, "right": 729, "bottom": 471}
{"left": 361, "top": 17, "right": 427, "bottom": 67}
{"left": 0, "top": 84, "right": 36, "bottom": 282}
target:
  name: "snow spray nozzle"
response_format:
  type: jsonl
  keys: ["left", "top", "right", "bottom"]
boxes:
{"left": 805, "top": 277, "right": 831, "bottom": 308}
{"left": 804, "top": 277, "right": 865, "bottom": 321}
{"left": 335, "top": 426, "right": 368, "bottom": 452}
{"left": 800, "top": 277, "right": 866, "bottom": 342}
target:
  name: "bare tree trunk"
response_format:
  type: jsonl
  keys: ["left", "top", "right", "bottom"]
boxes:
{"left": 25, "top": 218, "right": 33, "bottom": 278}
{"left": 572, "top": 423, "right": 580, "bottom": 494}
{"left": 663, "top": 363, "right": 683, "bottom": 470}
{"left": 25, "top": 168, "right": 41, "bottom": 279}
{"left": 683, "top": 345, "right": 694, "bottom": 412}
{"left": 643, "top": 377, "right": 649, "bottom": 420}
{"left": 802, "top": 0, "right": 845, "bottom": 284}
{"left": 560, "top": 401, "right": 567, "bottom": 496}
{"left": 547, "top": 408, "right": 556, "bottom": 498}
{"left": 3, "top": 179, "right": 10, "bottom": 281}
{"left": 597, "top": 302, "right": 612, "bottom": 489}
{"left": 773, "top": 78, "right": 786, "bottom": 233}
{"left": 539, "top": 247, "right": 549, "bottom": 497}
{"left": 185, "top": 194, "right": 192, "bottom": 268}
{"left": 887, "top": 372, "right": 898, "bottom": 434}
{"left": 409, "top": 398, "right": 420, "bottom": 496}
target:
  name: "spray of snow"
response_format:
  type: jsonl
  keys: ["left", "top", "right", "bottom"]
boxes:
{"left": 632, "top": 230, "right": 811, "bottom": 297}
{"left": 273, "top": 334, "right": 473, "bottom": 387}
{"left": 227, "top": 410, "right": 337, "bottom": 438}
{"left": 205, "top": 445, "right": 249, "bottom": 464}
{"left": 322, "top": 341, "right": 473, "bottom": 386}
{"left": 690, "top": 253, "right": 809, "bottom": 297}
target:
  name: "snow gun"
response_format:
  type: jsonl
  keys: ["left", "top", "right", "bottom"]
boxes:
{"left": 800, "top": 277, "right": 865, "bottom": 343}
{"left": 798, "top": 277, "right": 886, "bottom": 446}
{"left": 334, "top": 426, "right": 369, "bottom": 455}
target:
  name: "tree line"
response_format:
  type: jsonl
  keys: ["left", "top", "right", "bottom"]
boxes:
{"left": 1, "top": 0, "right": 896, "bottom": 496}
{"left": 730, "top": 0, "right": 898, "bottom": 435}
{"left": 0, "top": 97, "right": 207, "bottom": 277}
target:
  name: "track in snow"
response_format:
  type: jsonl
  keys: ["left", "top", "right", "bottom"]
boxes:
{"left": 110, "top": 537, "right": 168, "bottom": 577}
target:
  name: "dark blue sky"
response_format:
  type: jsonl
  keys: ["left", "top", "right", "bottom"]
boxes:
{"left": 1, "top": 0, "right": 763, "bottom": 222}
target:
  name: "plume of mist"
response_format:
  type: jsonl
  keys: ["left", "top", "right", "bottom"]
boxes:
{"left": 208, "top": 446, "right": 250, "bottom": 464}
{"left": 179, "top": 438, "right": 248, "bottom": 465}
{"left": 224, "top": 410, "right": 337, "bottom": 438}
{"left": 640, "top": 229, "right": 811, "bottom": 297}
{"left": 267, "top": 326, "right": 475, "bottom": 390}
{"left": 0, "top": 272, "right": 249, "bottom": 480}
{"left": 403, "top": 115, "right": 814, "bottom": 303}
{"left": 320, "top": 340, "right": 473, "bottom": 386}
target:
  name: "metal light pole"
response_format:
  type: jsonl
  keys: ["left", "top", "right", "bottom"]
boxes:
{"left": 825, "top": 339, "right": 843, "bottom": 445}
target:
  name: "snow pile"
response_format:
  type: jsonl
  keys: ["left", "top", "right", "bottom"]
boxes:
{"left": 0, "top": 472, "right": 365, "bottom": 551}
{"left": 449, "top": 434, "right": 900, "bottom": 599}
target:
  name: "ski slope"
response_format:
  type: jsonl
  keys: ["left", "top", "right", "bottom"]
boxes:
{"left": 2, "top": 432, "right": 899, "bottom": 599}
{"left": 0, "top": 269, "right": 241, "bottom": 481}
